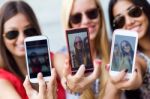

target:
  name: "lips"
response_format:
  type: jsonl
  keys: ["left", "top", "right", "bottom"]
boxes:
{"left": 88, "top": 25, "right": 96, "bottom": 34}
{"left": 16, "top": 44, "right": 25, "bottom": 51}
{"left": 128, "top": 24, "right": 141, "bottom": 33}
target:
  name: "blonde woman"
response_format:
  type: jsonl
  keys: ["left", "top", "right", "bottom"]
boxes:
{"left": 60, "top": 0, "right": 110, "bottom": 98}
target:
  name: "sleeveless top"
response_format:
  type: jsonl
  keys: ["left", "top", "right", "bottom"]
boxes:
{"left": 0, "top": 69, "right": 28, "bottom": 99}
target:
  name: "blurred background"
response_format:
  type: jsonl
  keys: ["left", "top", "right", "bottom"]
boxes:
{"left": 0, "top": 0, "right": 150, "bottom": 52}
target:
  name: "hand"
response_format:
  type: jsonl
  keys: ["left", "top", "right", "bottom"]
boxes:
{"left": 107, "top": 55, "right": 145, "bottom": 91}
{"left": 61, "top": 58, "right": 102, "bottom": 93}
{"left": 23, "top": 68, "right": 57, "bottom": 99}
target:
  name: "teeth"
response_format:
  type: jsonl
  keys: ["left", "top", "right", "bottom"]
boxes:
{"left": 130, "top": 25, "right": 140, "bottom": 32}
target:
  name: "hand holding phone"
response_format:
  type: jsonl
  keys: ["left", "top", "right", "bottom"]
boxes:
{"left": 24, "top": 35, "right": 51, "bottom": 83}
{"left": 110, "top": 29, "right": 138, "bottom": 79}
{"left": 66, "top": 28, "right": 93, "bottom": 74}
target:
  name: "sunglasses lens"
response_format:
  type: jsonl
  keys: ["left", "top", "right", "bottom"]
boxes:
{"left": 24, "top": 28, "right": 38, "bottom": 37}
{"left": 70, "top": 13, "right": 82, "bottom": 24}
{"left": 113, "top": 16, "right": 125, "bottom": 29}
{"left": 129, "top": 7, "right": 142, "bottom": 18}
{"left": 86, "top": 8, "right": 99, "bottom": 19}
{"left": 5, "top": 31, "right": 18, "bottom": 40}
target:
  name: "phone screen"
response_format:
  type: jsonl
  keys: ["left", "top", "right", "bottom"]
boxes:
{"left": 111, "top": 34, "right": 136, "bottom": 73}
{"left": 25, "top": 40, "right": 51, "bottom": 78}
{"left": 66, "top": 28, "right": 93, "bottom": 74}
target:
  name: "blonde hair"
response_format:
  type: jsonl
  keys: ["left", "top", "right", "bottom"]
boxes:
{"left": 61, "top": 0, "right": 110, "bottom": 98}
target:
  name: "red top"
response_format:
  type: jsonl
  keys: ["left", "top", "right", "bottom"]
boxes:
{"left": 0, "top": 69, "right": 28, "bottom": 99}
{"left": 0, "top": 52, "right": 66, "bottom": 99}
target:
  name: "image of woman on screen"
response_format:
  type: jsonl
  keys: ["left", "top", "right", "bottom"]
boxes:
{"left": 112, "top": 43, "right": 122, "bottom": 71}
{"left": 83, "top": 37, "right": 93, "bottom": 67}
{"left": 73, "top": 36, "right": 87, "bottom": 68}
{"left": 120, "top": 40, "right": 134, "bottom": 73}
{"left": 29, "top": 52, "right": 42, "bottom": 74}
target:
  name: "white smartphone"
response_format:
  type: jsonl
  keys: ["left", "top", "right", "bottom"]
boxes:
{"left": 24, "top": 35, "right": 51, "bottom": 83}
{"left": 109, "top": 29, "right": 138, "bottom": 79}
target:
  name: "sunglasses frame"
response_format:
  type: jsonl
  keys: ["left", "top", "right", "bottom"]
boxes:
{"left": 3, "top": 27, "right": 37, "bottom": 40}
{"left": 70, "top": 8, "right": 99, "bottom": 24}
{"left": 113, "top": 6, "right": 143, "bottom": 29}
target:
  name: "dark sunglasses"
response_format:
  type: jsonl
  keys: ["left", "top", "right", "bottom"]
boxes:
{"left": 113, "top": 6, "right": 143, "bottom": 29}
{"left": 3, "top": 28, "right": 38, "bottom": 40}
{"left": 75, "top": 41, "right": 82, "bottom": 45}
{"left": 70, "top": 8, "right": 99, "bottom": 24}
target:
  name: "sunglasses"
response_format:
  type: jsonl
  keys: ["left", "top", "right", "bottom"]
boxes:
{"left": 75, "top": 41, "right": 82, "bottom": 45}
{"left": 70, "top": 8, "right": 99, "bottom": 24}
{"left": 3, "top": 28, "right": 38, "bottom": 40}
{"left": 113, "top": 6, "right": 143, "bottom": 29}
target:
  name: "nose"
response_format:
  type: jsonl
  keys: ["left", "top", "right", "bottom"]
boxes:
{"left": 81, "top": 13, "right": 91, "bottom": 26}
{"left": 124, "top": 15, "right": 135, "bottom": 28}
{"left": 16, "top": 31, "right": 25, "bottom": 43}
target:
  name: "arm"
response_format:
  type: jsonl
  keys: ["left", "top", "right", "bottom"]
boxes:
{"left": 0, "top": 79, "right": 21, "bottom": 99}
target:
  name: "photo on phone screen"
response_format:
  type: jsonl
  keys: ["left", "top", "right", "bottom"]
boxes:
{"left": 66, "top": 28, "right": 93, "bottom": 74}
{"left": 111, "top": 34, "right": 136, "bottom": 73}
{"left": 25, "top": 39, "right": 51, "bottom": 79}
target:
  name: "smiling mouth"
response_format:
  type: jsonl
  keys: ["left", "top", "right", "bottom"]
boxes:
{"left": 129, "top": 25, "right": 141, "bottom": 32}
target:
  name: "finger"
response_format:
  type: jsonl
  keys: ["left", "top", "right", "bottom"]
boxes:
{"left": 63, "top": 59, "right": 71, "bottom": 78}
{"left": 37, "top": 73, "right": 46, "bottom": 95}
{"left": 110, "top": 69, "right": 128, "bottom": 84}
{"left": 86, "top": 59, "right": 102, "bottom": 82}
{"left": 68, "top": 64, "right": 85, "bottom": 83}
{"left": 48, "top": 68, "right": 57, "bottom": 90}
{"left": 105, "top": 64, "right": 110, "bottom": 72}
{"left": 23, "top": 75, "right": 35, "bottom": 97}
{"left": 117, "top": 69, "right": 142, "bottom": 90}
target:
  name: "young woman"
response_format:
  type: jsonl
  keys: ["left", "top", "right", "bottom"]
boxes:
{"left": 109, "top": 0, "right": 150, "bottom": 98}
{"left": 61, "top": 0, "right": 110, "bottom": 98}
{"left": 60, "top": 0, "right": 145, "bottom": 99}
{"left": 0, "top": 1, "right": 56, "bottom": 99}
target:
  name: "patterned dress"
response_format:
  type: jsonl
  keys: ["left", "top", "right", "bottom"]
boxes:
{"left": 138, "top": 52, "right": 150, "bottom": 99}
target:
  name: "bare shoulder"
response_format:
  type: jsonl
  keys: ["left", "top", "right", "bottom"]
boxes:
{"left": 0, "top": 79, "right": 21, "bottom": 99}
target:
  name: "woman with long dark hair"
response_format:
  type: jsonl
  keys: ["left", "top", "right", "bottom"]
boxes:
{"left": 109, "top": 0, "right": 150, "bottom": 98}
{"left": 0, "top": 1, "right": 56, "bottom": 99}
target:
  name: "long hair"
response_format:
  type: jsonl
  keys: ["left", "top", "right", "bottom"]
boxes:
{"left": 61, "top": 0, "right": 110, "bottom": 98}
{"left": 108, "top": 0, "right": 150, "bottom": 99}
{"left": 0, "top": 0, "right": 42, "bottom": 80}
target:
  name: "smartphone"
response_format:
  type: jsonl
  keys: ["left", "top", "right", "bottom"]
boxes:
{"left": 110, "top": 29, "right": 138, "bottom": 79}
{"left": 66, "top": 28, "right": 93, "bottom": 74}
{"left": 24, "top": 35, "right": 51, "bottom": 83}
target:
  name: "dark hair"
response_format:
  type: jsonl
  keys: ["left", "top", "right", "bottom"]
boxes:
{"left": 0, "top": 0, "right": 42, "bottom": 80}
{"left": 120, "top": 40, "right": 134, "bottom": 58}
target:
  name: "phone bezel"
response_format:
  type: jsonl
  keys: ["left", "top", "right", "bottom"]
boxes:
{"left": 109, "top": 29, "right": 138, "bottom": 79}
{"left": 66, "top": 28, "right": 93, "bottom": 74}
{"left": 24, "top": 35, "right": 51, "bottom": 83}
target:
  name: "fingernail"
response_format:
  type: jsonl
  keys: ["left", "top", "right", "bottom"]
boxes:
{"left": 135, "top": 69, "right": 137, "bottom": 72}
{"left": 125, "top": 69, "right": 128, "bottom": 73}
{"left": 96, "top": 59, "right": 102, "bottom": 65}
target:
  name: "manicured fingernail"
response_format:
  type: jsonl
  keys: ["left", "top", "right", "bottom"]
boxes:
{"left": 96, "top": 59, "right": 102, "bottom": 65}
{"left": 125, "top": 69, "right": 128, "bottom": 73}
